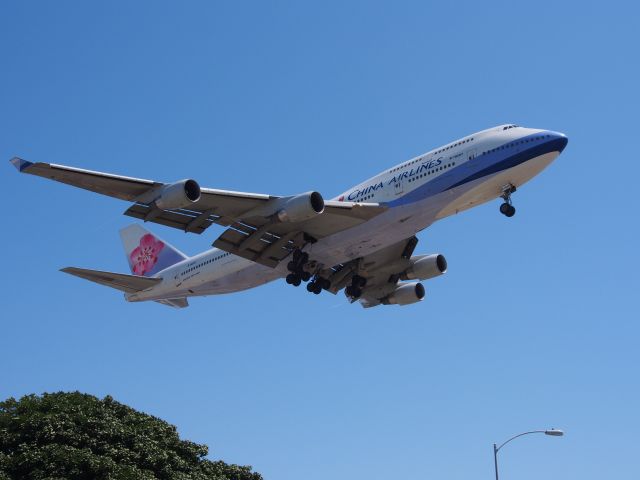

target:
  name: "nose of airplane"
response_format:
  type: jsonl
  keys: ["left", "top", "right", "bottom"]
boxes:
{"left": 548, "top": 131, "right": 568, "bottom": 153}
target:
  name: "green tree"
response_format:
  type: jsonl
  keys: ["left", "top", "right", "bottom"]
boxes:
{"left": 0, "top": 392, "right": 262, "bottom": 480}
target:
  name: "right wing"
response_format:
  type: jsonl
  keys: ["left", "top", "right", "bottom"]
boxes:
{"left": 12, "top": 158, "right": 387, "bottom": 268}
{"left": 324, "top": 236, "right": 419, "bottom": 307}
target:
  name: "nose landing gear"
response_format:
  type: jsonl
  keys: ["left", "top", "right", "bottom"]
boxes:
{"left": 499, "top": 184, "right": 517, "bottom": 218}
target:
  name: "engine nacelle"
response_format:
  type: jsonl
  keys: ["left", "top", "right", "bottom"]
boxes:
{"left": 385, "top": 282, "right": 425, "bottom": 306}
{"left": 276, "top": 191, "right": 325, "bottom": 223}
{"left": 155, "top": 179, "right": 201, "bottom": 210}
{"left": 401, "top": 254, "right": 447, "bottom": 281}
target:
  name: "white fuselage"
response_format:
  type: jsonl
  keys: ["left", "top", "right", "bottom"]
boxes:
{"left": 127, "top": 124, "right": 567, "bottom": 303}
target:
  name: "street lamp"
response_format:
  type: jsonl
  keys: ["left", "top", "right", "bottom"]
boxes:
{"left": 493, "top": 429, "right": 564, "bottom": 480}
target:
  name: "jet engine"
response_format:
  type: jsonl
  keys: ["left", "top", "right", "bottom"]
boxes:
{"left": 276, "top": 191, "right": 325, "bottom": 222}
{"left": 401, "top": 254, "right": 447, "bottom": 281}
{"left": 154, "top": 179, "right": 201, "bottom": 210}
{"left": 385, "top": 282, "right": 426, "bottom": 306}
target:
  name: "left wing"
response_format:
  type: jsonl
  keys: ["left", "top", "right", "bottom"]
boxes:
{"left": 11, "top": 158, "right": 386, "bottom": 267}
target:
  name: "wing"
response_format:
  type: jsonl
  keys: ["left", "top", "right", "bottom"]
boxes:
{"left": 12, "top": 158, "right": 386, "bottom": 267}
{"left": 10, "top": 157, "right": 272, "bottom": 226}
{"left": 323, "top": 236, "right": 419, "bottom": 308}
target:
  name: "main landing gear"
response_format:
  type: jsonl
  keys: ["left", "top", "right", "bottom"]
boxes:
{"left": 344, "top": 275, "right": 366, "bottom": 299}
{"left": 285, "top": 250, "right": 308, "bottom": 286}
{"left": 307, "top": 276, "right": 330, "bottom": 295}
{"left": 285, "top": 249, "right": 331, "bottom": 294}
{"left": 499, "top": 184, "right": 517, "bottom": 218}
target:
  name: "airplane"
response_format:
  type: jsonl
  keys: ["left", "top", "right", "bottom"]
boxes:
{"left": 10, "top": 124, "right": 567, "bottom": 308}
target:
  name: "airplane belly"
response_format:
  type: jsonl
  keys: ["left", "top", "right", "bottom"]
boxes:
{"left": 435, "top": 151, "right": 559, "bottom": 219}
{"left": 195, "top": 263, "right": 281, "bottom": 295}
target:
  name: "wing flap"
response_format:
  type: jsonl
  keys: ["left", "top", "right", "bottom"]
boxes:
{"left": 213, "top": 226, "right": 304, "bottom": 267}
{"left": 124, "top": 203, "right": 222, "bottom": 234}
{"left": 61, "top": 267, "right": 162, "bottom": 293}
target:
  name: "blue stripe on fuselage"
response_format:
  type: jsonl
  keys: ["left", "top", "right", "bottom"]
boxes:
{"left": 385, "top": 132, "right": 567, "bottom": 207}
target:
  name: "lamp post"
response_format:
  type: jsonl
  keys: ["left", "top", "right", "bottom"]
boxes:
{"left": 493, "top": 429, "right": 563, "bottom": 480}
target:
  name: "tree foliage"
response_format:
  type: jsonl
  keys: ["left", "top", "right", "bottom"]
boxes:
{"left": 0, "top": 392, "right": 262, "bottom": 480}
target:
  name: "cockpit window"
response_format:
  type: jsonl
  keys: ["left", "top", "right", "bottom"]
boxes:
{"left": 503, "top": 125, "right": 519, "bottom": 130}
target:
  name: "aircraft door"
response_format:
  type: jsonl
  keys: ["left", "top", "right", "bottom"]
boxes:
{"left": 464, "top": 149, "right": 477, "bottom": 174}
{"left": 466, "top": 149, "right": 477, "bottom": 162}
{"left": 394, "top": 173, "right": 405, "bottom": 196}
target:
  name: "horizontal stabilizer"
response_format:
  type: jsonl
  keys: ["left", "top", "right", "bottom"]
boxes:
{"left": 154, "top": 297, "right": 189, "bottom": 308}
{"left": 61, "top": 267, "right": 161, "bottom": 293}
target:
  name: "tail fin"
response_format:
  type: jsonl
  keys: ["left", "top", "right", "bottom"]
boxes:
{"left": 119, "top": 224, "right": 187, "bottom": 277}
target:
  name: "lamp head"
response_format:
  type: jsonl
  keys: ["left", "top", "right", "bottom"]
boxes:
{"left": 544, "top": 429, "right": 564, "bottom": 437}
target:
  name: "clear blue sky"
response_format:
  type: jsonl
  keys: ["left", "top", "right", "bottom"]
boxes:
{"left": 1, "top": 2, "right": 638, "bottom": 479}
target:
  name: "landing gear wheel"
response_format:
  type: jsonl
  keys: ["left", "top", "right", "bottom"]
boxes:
{"left": 301, "top": 271, "right": 312, "bottom": 282}
{"left": 321, "top": 278, "right": 331, "bottom": 290}
{"left": 505, "top": 205, "right": 516, "bottom": 217}
{"left": 306, "top": 281, "right": 323, "bottom": 294}
{"left": 292, "top": 276, "right": 301, "bottom": 287}
{"left": 286, "top": 273, "right": 296, "bottom": 285}
{"left": 346, "top": 286, "right": 362, "bottom": 298}
{"left": 500, "top": 203, "right": 516, "bottom": 217}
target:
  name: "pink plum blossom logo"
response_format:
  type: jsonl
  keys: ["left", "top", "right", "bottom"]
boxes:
{"left": 130, "top": 234, "right": 165, "bottom": 276}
